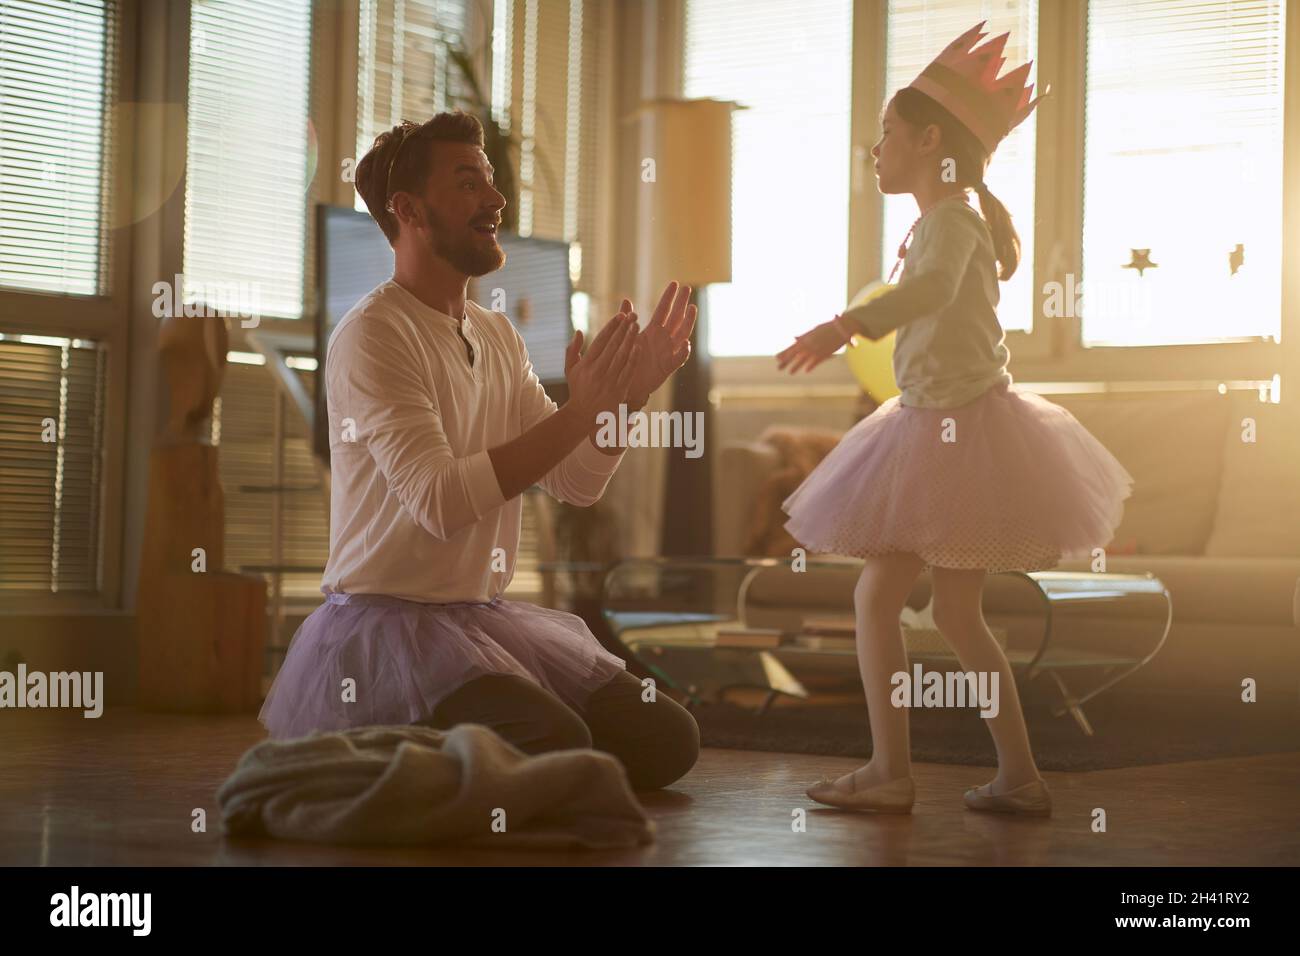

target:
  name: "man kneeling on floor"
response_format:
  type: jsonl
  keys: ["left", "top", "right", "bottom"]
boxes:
{"left": 259, "top": 111, "right": 700, "bottom": 791}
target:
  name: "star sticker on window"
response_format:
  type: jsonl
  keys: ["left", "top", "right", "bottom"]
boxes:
{"left": 1229, "top": 243, "right": 1244, "bottom": 276}
{"left": 1123, "top": 249, "right": 1157, "bottom": 277}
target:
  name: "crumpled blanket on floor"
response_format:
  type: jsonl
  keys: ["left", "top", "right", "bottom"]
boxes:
{"left": 217, "top": 723, "right": 655, "bottom": 849}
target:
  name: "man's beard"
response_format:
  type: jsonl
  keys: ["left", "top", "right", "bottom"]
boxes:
{"left": 418, "top": 199, "right": 505, "bottom": 277}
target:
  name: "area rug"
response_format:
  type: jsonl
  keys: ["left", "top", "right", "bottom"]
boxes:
{"left": 691, "top": 687, "right": 1300, "bottom": 771}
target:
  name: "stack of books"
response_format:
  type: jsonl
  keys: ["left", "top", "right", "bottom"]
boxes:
{"left": 678, "top": 618, "right": 1011, "bottom": 654}
{"left": 714, "top": 626, "right": 785, "bottom": 649}
{"left": 793, "top": 617, "right": 1009, "bottom": 655}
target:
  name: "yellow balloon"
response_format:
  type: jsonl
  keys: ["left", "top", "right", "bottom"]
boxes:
{"left": 842, "top": 281, "right": 899, "bottom": 402}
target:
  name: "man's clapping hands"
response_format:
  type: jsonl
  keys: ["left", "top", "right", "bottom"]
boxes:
{"left": 565, "top": 280, "right": 698, "bottom": 416}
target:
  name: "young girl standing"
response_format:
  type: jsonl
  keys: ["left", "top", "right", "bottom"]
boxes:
{"left": 776, "top": 22, "right": 1134, "bottom": 815}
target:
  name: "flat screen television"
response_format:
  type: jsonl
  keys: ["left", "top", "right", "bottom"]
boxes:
{"left": 314, "top": 205, "right": 572, "bottom": 461}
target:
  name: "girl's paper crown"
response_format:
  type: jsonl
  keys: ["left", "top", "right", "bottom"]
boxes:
{"left": 907, "top": 21, "right": 1048, "bottom": 153}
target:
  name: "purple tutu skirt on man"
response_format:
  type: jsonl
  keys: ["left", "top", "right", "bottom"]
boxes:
{"left": 782, "top": 381, "right": 1135, "bottom": 573}
{"left": 259, "top": 593, "right": 627, "bottom": 740}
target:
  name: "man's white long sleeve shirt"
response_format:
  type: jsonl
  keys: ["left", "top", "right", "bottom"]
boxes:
{"left": 320, "top": 279, "right": 625, "bottom": 603}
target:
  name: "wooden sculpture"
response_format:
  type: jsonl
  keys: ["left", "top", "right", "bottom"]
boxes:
{"left": 135, "top": 313, "right": 266, "bottom": 713}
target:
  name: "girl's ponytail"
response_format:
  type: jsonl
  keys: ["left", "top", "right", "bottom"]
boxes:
{"left": 973, "top": 181, "right": 1021, "bottom": 281}
{"left": 891, "top": 86, "right": 1024, "bottom": 283}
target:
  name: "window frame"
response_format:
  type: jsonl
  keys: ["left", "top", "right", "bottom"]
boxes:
{"left": 716, "top": 0, "right": 1298, "bottom": 391}
{"left": 0, "top": 0, "right": 136, "bottom": 611}
{"left": 1021, "top": 0, "right": 1297, "bottom": 387}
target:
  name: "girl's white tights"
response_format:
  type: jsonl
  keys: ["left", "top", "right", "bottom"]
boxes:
{"left": 827, "top": 555, "right": 1044, "bottom": 794}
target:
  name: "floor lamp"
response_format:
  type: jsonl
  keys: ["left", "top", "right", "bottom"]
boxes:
{"left": 636, "top": 97, "right": 741, "bottom": 557}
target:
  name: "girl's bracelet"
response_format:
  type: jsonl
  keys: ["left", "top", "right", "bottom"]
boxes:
{"left": 832, "top": 314, "right": 857, "bottom": 344}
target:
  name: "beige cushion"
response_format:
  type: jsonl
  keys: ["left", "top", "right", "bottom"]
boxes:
{"left": 1057, "top": 553, "right": 1300, "bottom": 627}
{"left": 1048, "top": 390, "right": 1230, "bottom": 555}
{"left": 745, "top": 553, "right": 1300, "bottom": 628}
{"left": 1204, "top": 393, "right": 1300, "bottom": 558}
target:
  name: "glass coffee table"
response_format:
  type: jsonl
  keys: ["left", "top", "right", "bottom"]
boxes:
{"left": 601, "top": 557, "right": 1172, "bottom": 737}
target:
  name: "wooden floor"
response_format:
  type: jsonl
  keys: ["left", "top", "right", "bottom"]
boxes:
{"left": 3, "top": 707, "right": 1297, "bottom": 866}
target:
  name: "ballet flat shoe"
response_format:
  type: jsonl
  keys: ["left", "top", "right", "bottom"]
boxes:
{"left": 962, "top": 777, "right": 1052, "bottom": 816}
{"left": 806, "top": 774, "right": 915, "bottom": 813}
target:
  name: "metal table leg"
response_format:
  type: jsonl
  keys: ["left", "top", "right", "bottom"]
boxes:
{"left": 1047, "top": 669, "right": 1095, "bottom": 736}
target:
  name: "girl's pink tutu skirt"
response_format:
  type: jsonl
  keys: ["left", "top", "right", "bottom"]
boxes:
{"left": 258, "top": 594, "right": 627, "bottom": 739}
{"left": 782, "top": 381, "right": 1135, "bottom": 572}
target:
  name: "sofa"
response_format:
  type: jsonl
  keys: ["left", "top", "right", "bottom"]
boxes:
{"left": 715, "top": 387, "right": 1300, "bottom": 698}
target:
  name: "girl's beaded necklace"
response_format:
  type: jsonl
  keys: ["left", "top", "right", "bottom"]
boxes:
{"left": 831, "top": 191, "right": 975, "bottom": 345}
{"left": 886, "top": 191, "right": 972, "bottom": 283}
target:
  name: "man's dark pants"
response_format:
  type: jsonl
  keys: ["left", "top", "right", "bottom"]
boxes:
{"left": 417, "top": 670, "right": 700, "bottom": 791}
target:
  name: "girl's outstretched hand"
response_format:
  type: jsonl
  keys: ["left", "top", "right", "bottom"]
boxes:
{"left": 776, "top": 318, "right": 852, "bottom": 374}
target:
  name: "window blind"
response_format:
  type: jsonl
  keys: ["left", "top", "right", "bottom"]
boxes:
{"left": 684, "top": 0, "right": 854, "bottom": 357}
{"left": 0, "top": 335, "right": 106, "bottom": 594}
{"left": 884, "top": 0, "right": 1038, "bottom": 334}
{"left": 0, "top": 0, "right": 117, "bottom": 296}
{"left": 492, "top": 0, "right": 605, "bottom": 296}
{"left": 355, "top": 0, "right": 470, "bottom": 210}
{"left": 214, "top": 360, "right": 329, "bottom": 606}
{"left": 1082, "top": 0, "right": 1286, "bottom": 347}
{"left": 358, "top": 0, "right": 608, "bottom": 298}
{"left": 184, "top": 0, "right": 313, "bottom": 320}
